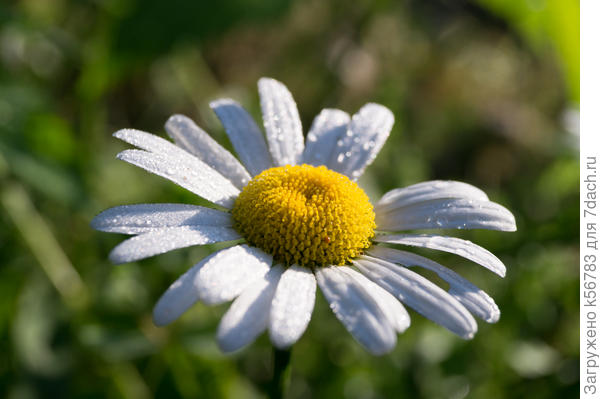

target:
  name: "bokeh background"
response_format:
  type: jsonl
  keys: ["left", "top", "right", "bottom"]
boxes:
{"left": 0, "top": 0, "right": 579, "bottom": 398}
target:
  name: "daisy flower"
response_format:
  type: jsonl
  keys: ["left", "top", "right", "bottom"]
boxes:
{"left": 92, "top": 78, "right": 516, "bottom": 355}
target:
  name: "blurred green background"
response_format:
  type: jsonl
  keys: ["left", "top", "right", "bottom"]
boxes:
{"left": 0, "top": 0, "right": 579, "bottom": 398}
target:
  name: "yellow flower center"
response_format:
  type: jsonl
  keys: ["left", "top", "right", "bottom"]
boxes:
{"left": 232, "top": 164, "right": 376, "bottom": 267}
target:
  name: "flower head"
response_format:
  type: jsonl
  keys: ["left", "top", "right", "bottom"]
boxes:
{"left": 92, "top": 77, "right": 516, "bottom": 355}
{"left": 232, "top": 164, "right": 376, "bottom": 266}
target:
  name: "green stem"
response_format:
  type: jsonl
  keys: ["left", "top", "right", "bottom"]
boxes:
{"left": 267, "top": 347, "right": 292, "bottom": 399}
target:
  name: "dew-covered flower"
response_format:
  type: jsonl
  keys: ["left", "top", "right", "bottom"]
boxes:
{"left": 92, "top": 78, "right": 516, "bottom": 355}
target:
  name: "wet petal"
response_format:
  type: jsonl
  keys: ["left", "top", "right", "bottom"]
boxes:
{"left": 194, "top": 245, "right": 273, "bottom": 305}
{"left": 375, "top": 180, "right": 489, "bottom": 213}
{"left": 338, "top": 267, "right": 410, "bottom": 333}
{"left": 91, "top": 203, "right": 232, "bottom": 235}
{"left": 269, "top": 265, "right": 317, "bottom": 348}
{"left": 316, "top": 266, "right": 397, "bottom": 355}
{"left": 210, "top": 98, "right": 273, "bottom": 176}
{"left": 115, "top": 128, "right": 195, "bottom": 159}
{"left": 258, "top": 78, "right": 304, "bottom": 166}
{"left": 302, "top": 109, "right": 350, "bottom": 167}
{"left": 373, "top": 233, "right": 506, "bottom": 277}
{"left": 108, "top": 226, "right": 240, "bottom": 264}
{"left": 153, "top": 260, "right": 204, "bottom": 326}
{"left": 217, "top": 265, "right": 284, "bottom": 352}
{"left": 165, "top": 114, "right": 251, "bottom": 189}
{"left": 368, "top": 246, "right": 500, "bottom": 323}
{"left": 117, "top": 149, "right": 239, "bottom": 208}
{"left": 375, "top": 198, "right": 517, "bottom": 232}
{"left": 355, "top": 256, "right": 477, "bottom": 339}
{"left": 329, "top": 103, "right": 394, "bottom": 180}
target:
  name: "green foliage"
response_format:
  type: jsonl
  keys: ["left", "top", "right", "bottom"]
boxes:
{"left": 475, "top": 0, "right": 579, "bottom": 102}
{"left": 0, "top": 0, "right": 578, "bottom": 398}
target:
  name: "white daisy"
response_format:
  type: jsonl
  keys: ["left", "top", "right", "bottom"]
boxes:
{"left": 92, "top": 77, "right": 516, "bottom": 355}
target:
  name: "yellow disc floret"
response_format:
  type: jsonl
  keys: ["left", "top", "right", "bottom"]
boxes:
{"left": 232, "top": 164, "right": 376, "bottom": 267}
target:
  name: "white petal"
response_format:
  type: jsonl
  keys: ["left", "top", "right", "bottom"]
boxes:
{"left": 258, "top": 77, "right": 304, "bottom": 166}
{"left": 108, "top": 226, "right": 241, "bottom": 264}
{"left": 152, "top": 259, "right": 203, "bottom": 326}
{"left": 328, "top": 103, "right": 394, "bottom": 180}
{"left": 217, "top": 265, "right": 284, "bottom": 353}
{"left": 302, "top": 109, "right": 350, "bottom": 167}
{"left": 194, "top": 245, "right": 273, "bottom": 305}
{"left": 368, "top": 247, "right": 500, "bottom": 323}
{"left": 117, "top": 149, "right": 239, "bottom": 208}
{"left": 210, "top": 98, "right": 273, "bottom": 176}
{"left": 91, "top": 203, "right": 232, "bottom": 234}
{"left": 375, "top": 180, "right": 489, "bottom": 214}
{"left": 165, "top": 114, "right": 251, "bottom": 189}
{"left": 114, "top": 128, "right": 193, "bottom": 158}
{"left": 152, "top": 246, "right": 272, "bottom": 326}
{"left": 269, "top": 265, "right": 316, "bottom": 348}
{"left": 338, "top": 267, "right": 410, "bottom": 333}
{"left": 115, "top": 127, "right": 242, "bottom": 201}
{"left": 375, "top": 198, "right": 517, "bottom": 232}
{"left": 374, "top": 233, "right": 506, "bottom": 277}
{"left": 354, "top": 256, "right": 478, "bottom": 339}
{"left": 315, "top": 266, "right": 397, "bottom": 355}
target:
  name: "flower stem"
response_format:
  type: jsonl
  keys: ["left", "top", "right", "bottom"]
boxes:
{"left": 267, "top": 347, "right": 292, "bottom": 399}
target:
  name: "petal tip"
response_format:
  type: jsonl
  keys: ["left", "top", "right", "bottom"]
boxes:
{"left": 397, "top": 317, "right": 411, "bottom": 333}
{"left": 268, "top": 332, "right": 295, "bottom": 350}
{"left": 90, "top": 214, "right": 103, "bottom": 231}
{"left": 151, "top": 309, "right": 171, "bottom": 327}
{"left": 364, "top": 102, "right": 394, "bottom": 116}
{"left": 463, "top": 332, "right": 476, "bottom": 340}
{"left": 165, "top": 113, "right": 189, "bottom": 127}
{"left": 108, "top": 249, "right": 128, "bottom": 265}
{"left": 115, "top": 149, "right": 133, "bottom": 161}
{"left": 498, "top": 268, "right": 507, "bottom": 278}
{"left": 152, "top": 297, "right": 189, "bottom": 327}
{"left": 258, "top": 76, "right": 278, "bottom": 87}
{"left": 216, "top": 331, "right": 245, "bottom": 354}
{"left": 460, "top": 324, "right": 478, "bottom": 340}
{"left": 209, "top": 98, "right": 236, "bottom": 109}
{"left": 486, "top": 307, "right": 501, "bottom": 324}
{"left": 258, "top": 77, "right": 291, "bottom": 97}
{"left": 366, "top": 344, "right": 395, "bottom": 356}
{"left": 113, "top": 128, "right": 132, "bottom": 140}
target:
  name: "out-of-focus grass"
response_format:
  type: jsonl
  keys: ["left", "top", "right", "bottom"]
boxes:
{"left": 0, "top": 0, "right": 578, "bottom": 398}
